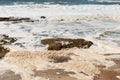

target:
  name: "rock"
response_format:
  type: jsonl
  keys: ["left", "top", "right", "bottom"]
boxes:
{"left": 0, "top": 17, "right": 37, "bottom": 23}
{"left": 0, "top": 34, "right": 14, "bottom": 58}
{"left": 0, "top": 45, "right": 10, "bottom": 59}
{"left": 82, "top": 41, "right": 93, "bottom": 48}
{"left": 0, "top": 34, "right": 17, "bottom": 45}
{"left": 41, "top": 38, "right": 93, "bottom": 50}
{"left": 48, "top": 43, "right": 62, "bottom": 50}
{"left": 40, "top": 16, "right": 46, "bottom": 19}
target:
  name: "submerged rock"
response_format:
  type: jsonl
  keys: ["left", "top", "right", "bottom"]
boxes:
{"left": 41, "top": 38, "right": 93, "bottom": 50}
{"left": 0, "top": 46, "right": 10, "bottom": 59}
{"left": 0, "top": 34, "right": 17, "bottom": 45}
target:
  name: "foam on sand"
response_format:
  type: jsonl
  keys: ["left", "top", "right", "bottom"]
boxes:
{"left": 0, "top": 47, "right": 115, "bottom": 80}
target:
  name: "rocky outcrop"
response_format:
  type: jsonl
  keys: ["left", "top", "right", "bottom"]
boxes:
{"left": 0, "top": 34, "right": 17, "bottom": 45}
{"left": 41, "top": 38, "right": 93, "bottom": 50}
{"left": 0, "top": 45, "right": 10, "bottom": 59}
{"left": 0, "top": 17, "right": 37, "bottom": 23}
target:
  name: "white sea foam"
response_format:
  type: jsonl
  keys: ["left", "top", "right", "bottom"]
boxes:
{"left": 0, "top": 4, "right": 120, "bottom": 18}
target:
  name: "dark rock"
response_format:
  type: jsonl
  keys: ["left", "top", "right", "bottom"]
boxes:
{"left": 0, "top": 17, "right": 12, "bottom": 21}
{"left": 48, "top": 43, "right": 62, "bottom": 50}
{"left": 60, "top": 19, "right": 64, "bottom": 21}
{"left": 0, "top": 46, "right": 10, "bottom": 59}
{"left": 40, "top": 16, "right": 46, "bottom": 19}
{"left": 41, "top": 38, "right": 93, "bottom": 50}
{"left": 0, "top": 34, "right": 17, "bottom": 45}
{"left": 41, "top": 38, "right": 56, "bottom": 45}
{"left": 82, "top": 41, "right": 93, "bottom": 48}
{"left": 0, "top": 17, "right": 37, "bottom": 23}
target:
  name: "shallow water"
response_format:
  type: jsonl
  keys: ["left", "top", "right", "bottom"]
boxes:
{"left": 0, "top": 4, "right": 120, "bottom": 50}
{"left": 0, "top": 18, "right": 120, "bottom": 50}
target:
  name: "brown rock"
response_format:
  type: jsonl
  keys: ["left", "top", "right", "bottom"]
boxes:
{"left": 0, "top": 46, "right": 10, "bottom": 59}
{"left": 48, "top": 43, "right": 62, "bottom": 50}
{"left": 41, "top": 38, "right": 93, "bottom": 50}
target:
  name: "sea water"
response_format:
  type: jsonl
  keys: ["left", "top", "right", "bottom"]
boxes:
{"left": 0, "top": 0, "right": 120, "bottom": 5}
{"left": 0, "top": 0, "right": 120, "bottom": 50}
{"left": 0, "top": 5, "right": 120, "bottom": 50}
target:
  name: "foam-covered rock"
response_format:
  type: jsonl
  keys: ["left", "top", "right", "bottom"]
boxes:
{"left": 0, "top": 34, "right": 17, "bottom": 45}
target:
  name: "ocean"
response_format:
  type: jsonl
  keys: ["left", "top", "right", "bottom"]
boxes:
{"left": 0, "top": 0, "right": 120, "bottom": 5}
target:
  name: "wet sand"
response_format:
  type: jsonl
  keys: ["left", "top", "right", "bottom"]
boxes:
{"left": 97, "top": 59, "right": 120, "bottom": 80}
{"left": 0, "top": 60, "right": 120, "bottom": 80}
{"left": 0, "top": 50, "right": 120, "bottom": 80}
{"left": 33, "top": 69, "right": 79, "bottom": 80}
{"left": 0, "top": 70, "right": 21, "bottom": 80}
{"left": 0, "top": 69, "right": 78, "bottom": 80}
